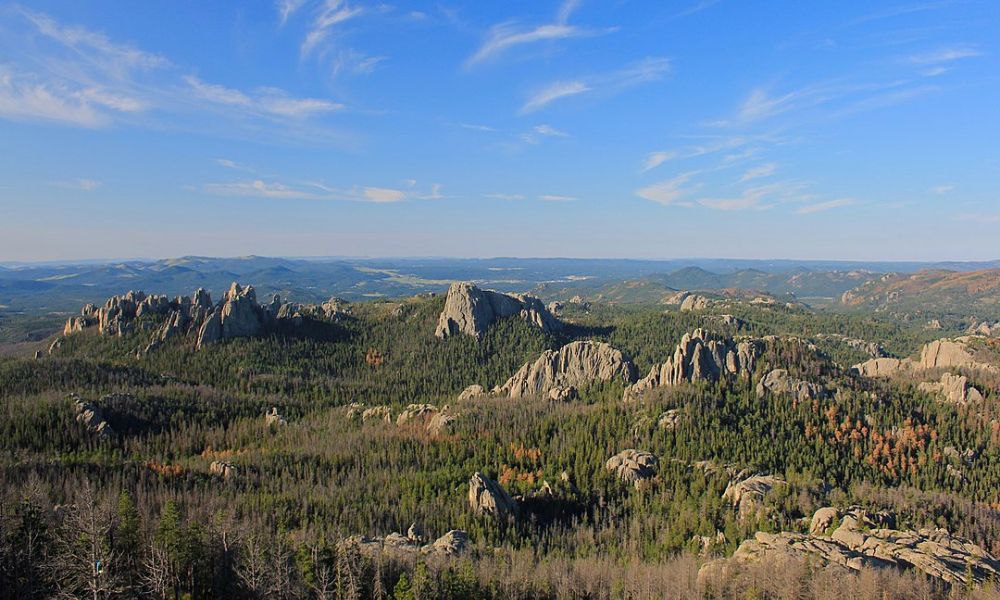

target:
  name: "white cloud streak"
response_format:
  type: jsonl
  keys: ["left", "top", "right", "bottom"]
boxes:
{"left": 521, "top": 57, "right": 669, "bottom": 113}
{"left": 796, "top": 197, "right": 857, "bottom": 214}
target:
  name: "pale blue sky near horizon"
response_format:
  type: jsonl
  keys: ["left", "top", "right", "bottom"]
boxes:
{"left": 0, "top": 0, "right": 998, "bottom": 262}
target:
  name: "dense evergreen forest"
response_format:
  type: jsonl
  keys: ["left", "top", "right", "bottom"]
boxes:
{"left": 1, "top": 292, "right": 999, "bottom": 599}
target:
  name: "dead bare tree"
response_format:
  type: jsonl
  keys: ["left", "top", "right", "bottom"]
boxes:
{"left": 49, "top": 483, "right": 122, "bottom": 600}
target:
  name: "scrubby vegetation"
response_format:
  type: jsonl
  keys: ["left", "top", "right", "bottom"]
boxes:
{"left": 1, "top": 294, "right": 999, "bottom": 599}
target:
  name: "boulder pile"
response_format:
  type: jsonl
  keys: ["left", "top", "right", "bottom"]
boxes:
{"left": 605, "top": 449, "right": 658, "bottom": 486}
{"left": 699, "top": 507, "right": 1000, "bottom": 587}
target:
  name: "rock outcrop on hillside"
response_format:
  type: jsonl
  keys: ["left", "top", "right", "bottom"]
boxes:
{"left": 680, "top": 294, "right": 711, "bottom": 312}
{"left": 343, "top": 527, "right": 470, "bottom": 559}
{"left": 624, "top": 329, "right": 763, "bottom": 401}
{"left": 854, "top": 336, "right": 999, "bottom": 378}
{"left": 72, "top": 394, "right": 113, "bottom": 438}
{"left": 468, "top": 472, "right": 518, "bottom": 519}
{"left": 606, "top": 449, "right": 658, "bottom": 486}
{"left": 756, "top": 369, "right": 826, "bottom": 403}
{"left": 396, "top": 403, "right": 438, "bottom": 425}
{"left": 457, "top": 384, "right": 486, "bottom": 401}
{"left": 59, "top": 282, "right": 323, "bottom": 352}
{"left": 434, "top": 282, "right": 561, "bottom": 339}
{"left": 722, "top": 473, "right": 785, "bottom": 520}
{"left": 699, "top": 507, "right": 1000, "bottom": 587}
{"left": 918, "top": 373, "right": 984, "bottom": 404}
{"left": 495, "top": 341, "right": 637, "bottom": 399}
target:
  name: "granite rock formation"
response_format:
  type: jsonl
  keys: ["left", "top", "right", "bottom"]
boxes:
{"left": 496, "top": 341, "right": 637, "bottom": 399}
{"left": 434, "top": 282, "right": 561, "bottom": 339}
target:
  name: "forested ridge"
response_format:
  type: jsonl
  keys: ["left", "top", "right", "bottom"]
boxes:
{"left": 2, "top": 292, "right": 999, "bottom": 599}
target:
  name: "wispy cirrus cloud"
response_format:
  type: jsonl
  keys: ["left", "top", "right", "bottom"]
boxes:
{"left": 795, "top": 197, "right": 857, "bottom": 214}
{"left": 538, "top": 194, "right": 576, "bottom": 202}
{"left": 931, "top": 184, "right": 954, "bottom": 194}
{"left": 298, "top": 0, "right": 365, "bottom": 57}
{"left": 466, "top": 0, "right": 610, "bottom": 67}
{"left": 740, "top": 163, "right": 777, "bottom": 182}
{"left": 0, "top": 7, "right": 347, "bottom": 139}
{"left": 521, "top": 57, "right": 669, "bottom": 113}
{"left": 521, "top": 123, "right": 570, "bottom": 144}
{"left": 202, "top": 178, "right": 431, "bottom": 204}
{"left": 184, "top": 76, "right": 343, "bottom": 118}
{"left": 641, "top": 136, "right": 753, "bottom": 172}
{"left": 635, "top": 171, "right": 700, "bottom": 206}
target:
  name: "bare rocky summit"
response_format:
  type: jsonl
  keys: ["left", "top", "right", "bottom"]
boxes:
{"left": 624, "top": 329, "right": 763, "bottom": 401}
{"left": 434, "top": 282, "right": 561, "bottom": 339}
{"left": 496, "top": 341, "right": 637, "bottom": 399}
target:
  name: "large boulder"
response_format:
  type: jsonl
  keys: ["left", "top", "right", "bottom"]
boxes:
{"left": 605, "top": 449, "right": 658, "bottom": 486}
{"left": 468, "top": 472, "right": 518, "bottom": 519}
{"left": 624, "top": 329, "right": 762, "bottom": 401}
{"left": 457, "top": 384, "right": 487, "bottom": 401}
{"left": 434, "top": 282, "right": 561, "bottom": 339}
{"left": 722, "top": 473, "right": 785, "bottom": 520}
{"left": 496, "top": 341, "right": 637, "bottom": 399}
{"left": 72, "top": 394, "right": 113, "bottom": 438}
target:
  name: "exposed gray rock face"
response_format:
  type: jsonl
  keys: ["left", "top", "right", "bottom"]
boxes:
{"left": 427, "top": 408, "right": 458, "bottom": 435}
{"left": 605, "top": 449, "right": 658, "bottom": 486}
{"left": 969, "top": 320, "right": 1000, "bottom": 337}
{"left": 209, "top": 460, "right": 239, "bottom": 480}
{"left": 663, "top": 291, "right": 691, "bottom": 305}
{"left": 624, "top": 329, "right": 762, "bottom": 401}
{"left": 361, "top": 406, "right": 392, "bottom": 423}
{"left": 196, "top": 311, "right": 223, "bottom": 350}
{"left": 61, "top": 282, "right": 328, "bottom": 352}
{"left": 700, "top": 507, "right": 1000, "bottom": 587}
{"left": 346, "top": 403, "right": 365, "bottom": 420}
{"left": 496, "top": 341, "right": 637, "bottom": 399}
{"left": 722, "top": 473, "right": 786, "bottom": 520}
{"left": 72, "top": 394, "right": 113, "bottom": 437}
{"left": 343, "top": 528, "right": 470, "bottom": 559}
{"left": 918, "top": 372, "right": 984, "bottom": 404}
{"left": 434, "top": 282, "right": 561, "bottom": 339}
{"left": 756, "top": 369, "right": 826, "bottom": 403}
{"left": 265, "top": 407, "right": 286, "bottom": 428}
{"left": 63, "top": 316, "right": 93, "bottom": 336}
{"left": 320, "top": 297, "right": 351, "bottom": 321}
{"left": 657, "top": 409, "right": 682, "bottom": 430}
{"left": 853, "top": 336, "right": 999, "bottom": 377}
{"left": 396, "top": 403, "right": 438, "bottom": 425}
{"left": 547, "top": 385, "right": 578, "bottom": 402}
{"left": 468, "top": 472, "right": 518, "bottom": 519}
{"left": 809, "top": 506, "right": 841, "bottom": 535}
{"left": 680, "top": 294, "right": 711, "bottom": 312}
{"left": 457, "top": 384, "right": 486, "bottom": 401}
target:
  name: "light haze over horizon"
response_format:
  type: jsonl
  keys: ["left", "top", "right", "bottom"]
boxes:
{"left": 1, "top": 1, "right": 998, "bottom": 262}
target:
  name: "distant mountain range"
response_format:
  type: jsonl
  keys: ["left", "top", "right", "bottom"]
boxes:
{"left": 1, "top": 255, "right": 999, "bottom": 316}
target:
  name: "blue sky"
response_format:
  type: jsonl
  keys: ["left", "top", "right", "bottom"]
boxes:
{"left": 0, "top": 0, "right": 998, "bottom": 262}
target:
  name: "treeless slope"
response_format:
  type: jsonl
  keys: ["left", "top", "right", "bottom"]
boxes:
{"left": 841, "top": 269, "right": 1000, "bottom": 312}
